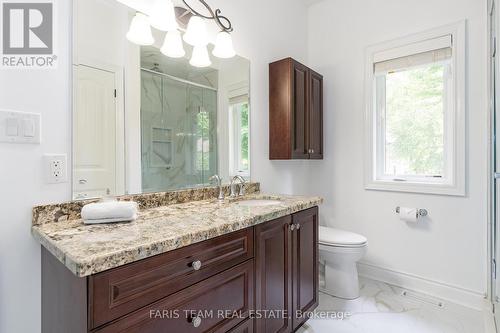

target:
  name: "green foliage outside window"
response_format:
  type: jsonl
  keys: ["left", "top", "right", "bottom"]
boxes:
{"left": 384, "top": 63, "right": 446, "bottom": 176}
{"left": 240, "top": 103, "right": 249, "bottom": 171}
{"left": 196, "top": 110, "right": 210, "bottom": 173}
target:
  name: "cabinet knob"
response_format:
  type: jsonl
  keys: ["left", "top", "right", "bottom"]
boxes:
{"left": 191, "top": 316, "right": 202, "bottom": 328}
{"left": 296, "top": 223, "right": 301, "bottom": 230}
{"left": 289, "top": 224, "right": 296, "bottom": 231}
{"left": 191, "top": 260, "right": 202, "bottom": 271}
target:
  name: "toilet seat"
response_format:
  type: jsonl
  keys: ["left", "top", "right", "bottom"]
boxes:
{"left": 319, "top": 226, "right": 367, "bottom": 248}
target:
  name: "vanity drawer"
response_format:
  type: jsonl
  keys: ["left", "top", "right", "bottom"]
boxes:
{"left": 93, "top": 260, "right": 254, "bottom": 333}
{"left": 228, "top": 318, "right": 254, "bottom": 333}
{"left": 89, "top": 228, "right": 254, "bottom": 329}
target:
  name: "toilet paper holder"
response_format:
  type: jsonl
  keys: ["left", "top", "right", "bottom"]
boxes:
{"left": 395, "top": 207, "right": 428, "bottom": 217}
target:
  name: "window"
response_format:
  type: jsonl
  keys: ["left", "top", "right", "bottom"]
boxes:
{"left": 230, "top": 95, "right": 250, "bottom": 177}
{"left": 196, "top": 109, "right": 210, "bottom": 174}
{"left": 365, "top": 22, "right": 465, "bottom": 195}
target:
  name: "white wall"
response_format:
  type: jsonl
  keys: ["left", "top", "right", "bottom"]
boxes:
{"left": 0, "top": 1, "right": 72, "bottom": 332}
{"left": 307, "top": 0, "right": 488, "bottom": 304}
{"left": 0, "top": 0, "right": 310, "bottom": 332}
{"left": 209, "top": 0, "right": 313, "bottom": 195}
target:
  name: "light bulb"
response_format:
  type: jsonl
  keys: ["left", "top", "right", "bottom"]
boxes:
{"left": 183, "top": 16, "right": 208, "bottom": 46}
{"left": 190, "top": 45, "right": 211, "bottom": 67}
{"left": 161, "top": 30, "right": 185, "bottom": 58}
{"left": 149, "top": 0, "right": 178, "bottom": 32}
{"left": 212, "top": 31, "right": 236, "bottom": 58}
{"left": 126, "top": 12, "right": 154, "bottom": 45}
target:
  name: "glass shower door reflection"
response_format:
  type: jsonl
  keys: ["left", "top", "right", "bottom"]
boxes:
{"left": 141, "top": 70, "right": 218, "bottom": 193}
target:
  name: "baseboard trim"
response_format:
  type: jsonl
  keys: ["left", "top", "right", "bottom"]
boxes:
{"left": 357, "top": 261, "right": 487, "bottom": 311}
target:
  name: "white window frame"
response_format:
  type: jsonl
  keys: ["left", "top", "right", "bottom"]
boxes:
{"left": 230, "top": 98, "right": 250, "bottom": 177}
{"left": 227, "top": 81, "right": 250, "bottom": 179}
{"left": 364, "top": 21, "right": 466, "bottom": 196}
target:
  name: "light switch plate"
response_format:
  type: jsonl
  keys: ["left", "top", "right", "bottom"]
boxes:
{"left": 0, "top": 110, "right": 41, "bottom": 143}
{"left": 44, "top": 154, "right": 68, "bottom": 184}
{"left": 6, "top": 118, "right": 18, "bottom": 136}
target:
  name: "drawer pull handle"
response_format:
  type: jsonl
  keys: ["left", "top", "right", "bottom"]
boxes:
{"left": 192, "top": 316, "right": 202, "bottom": 328}
{"left": 192, "top": 260, "right": 202, "bottom": 271}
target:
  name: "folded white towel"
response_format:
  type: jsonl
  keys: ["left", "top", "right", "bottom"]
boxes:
{"left": 83, "top": 214, "right": 138, "bottom": 225}
{"left": 81, "top": 201, "right": 138, "bottom": 223}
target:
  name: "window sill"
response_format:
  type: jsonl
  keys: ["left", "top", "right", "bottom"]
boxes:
{"left": 365, "top": 179, "right": 465, "bottom": 196}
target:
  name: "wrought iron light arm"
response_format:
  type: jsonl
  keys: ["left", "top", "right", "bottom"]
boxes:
{"left": 182, "top": 0, "right": 233, "bottom": 32}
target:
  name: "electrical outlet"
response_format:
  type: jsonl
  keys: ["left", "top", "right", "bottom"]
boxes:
{"left": 44, "top": 154, "right": 68, "bottom": 184}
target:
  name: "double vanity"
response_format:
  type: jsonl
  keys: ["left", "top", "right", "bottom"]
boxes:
{"left": 32, "top": 184, "right": 322, "bottom": 333}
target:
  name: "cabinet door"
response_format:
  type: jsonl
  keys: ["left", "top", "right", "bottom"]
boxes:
{"left": 292, "top": 207, "right": 319, "bottom": 330}
{"left": 308, "top": 71, "right": 323, "bottom": 159}
{"left": 291, "top": 61, "right": 310, "bottom": 159}
{"left": 255, "top": 215, "right": 293, "bottom": 333}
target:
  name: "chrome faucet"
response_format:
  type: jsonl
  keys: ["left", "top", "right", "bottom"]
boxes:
{"left": 209, "top": 175, "right": 225, "bottom": 201}
{"left": 230, "top": 175, "right": 246, "bottom": 197}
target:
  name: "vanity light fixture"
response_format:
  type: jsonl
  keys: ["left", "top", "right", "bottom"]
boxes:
{"left": 161, "top": 30, "right": 186, "bottom": 58}
{"left": 149, "top": 0, "right": 178, "bottom": 32}
{"left": 126, "top": 12, "right": 154, "bottom": 45}
{"left": 183, "top": 15, "right": 209, "bottom": 46}
{"left": 190, "top": 45, "right": 212, "bottom": 67}
{"left": 212, "top": 31, "right": 236, "bottom": 58}
{"left": 126, "top": 0, "right": 235, "bottom": 68}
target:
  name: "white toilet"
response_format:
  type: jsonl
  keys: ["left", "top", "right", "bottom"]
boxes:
{"left": 319, "top": 226, "right": 367, "bottom": 299}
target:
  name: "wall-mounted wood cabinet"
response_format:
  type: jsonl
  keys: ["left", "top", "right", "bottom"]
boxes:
{"left": 269, "top": 58, "right": 323, "bottom": 160}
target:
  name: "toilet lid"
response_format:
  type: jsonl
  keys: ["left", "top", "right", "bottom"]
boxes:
{"left": 319, "top": 226, "right": 367, "bottom": 247}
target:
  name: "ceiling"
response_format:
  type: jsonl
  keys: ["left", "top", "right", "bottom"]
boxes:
{"left": 115, "top": 0, "right": 216, "bottom": 15}
{"left": 303, "top": 0, "right": 325, "bottom": 5}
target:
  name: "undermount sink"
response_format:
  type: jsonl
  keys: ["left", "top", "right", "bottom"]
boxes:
{"left": 236, "top": 199, "right": 283, "bottom": 207}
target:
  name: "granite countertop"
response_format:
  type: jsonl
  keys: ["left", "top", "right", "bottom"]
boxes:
{"left": 32, "top": 194, "right": 323, "bottom": 277}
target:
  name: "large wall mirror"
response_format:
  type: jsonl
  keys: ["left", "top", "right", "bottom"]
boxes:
{"left": 72, "top": 0, "right": 250, "bottom": 200}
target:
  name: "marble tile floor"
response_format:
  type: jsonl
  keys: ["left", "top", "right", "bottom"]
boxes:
{"left": 297, "top": 277, "right": 493, "bottom": 333}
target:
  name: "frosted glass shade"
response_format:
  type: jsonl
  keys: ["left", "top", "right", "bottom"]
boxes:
{"left": 161, "top": 30, "right": 185, "bottom": 58}
{"left": 190, "top": 45, "right": 211, "bottom": 67}
{"left": 212, "top": 31, "right": 236, "bottom": 58}
{"left": 126, "top": 12, "right": 154, "bottom": 45}
{"left": 149, "top": 0, "right": 178, "bottom": 32}
{"left": 183, "top": 16, "right": 208, "bottom": 46}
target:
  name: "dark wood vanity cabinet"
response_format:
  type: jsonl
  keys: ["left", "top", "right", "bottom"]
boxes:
{"left": 42, "top": 207, "right": 319, "bottom": 333}
{"left": 255, "top": 207, "right": 319, "bottom": 333}
{"left": 269, "top": 58, "right": 323, "bottom": 160}
{"left": 291, "top": 208, "right": 319, "bottom": 330}
{"left": 255, "top": 215, "right": 293, "bottom": 333}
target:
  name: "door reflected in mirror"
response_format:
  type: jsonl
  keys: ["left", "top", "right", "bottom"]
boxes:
{"left": 72, "top": 0, "right": 250, "bottom": 200}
